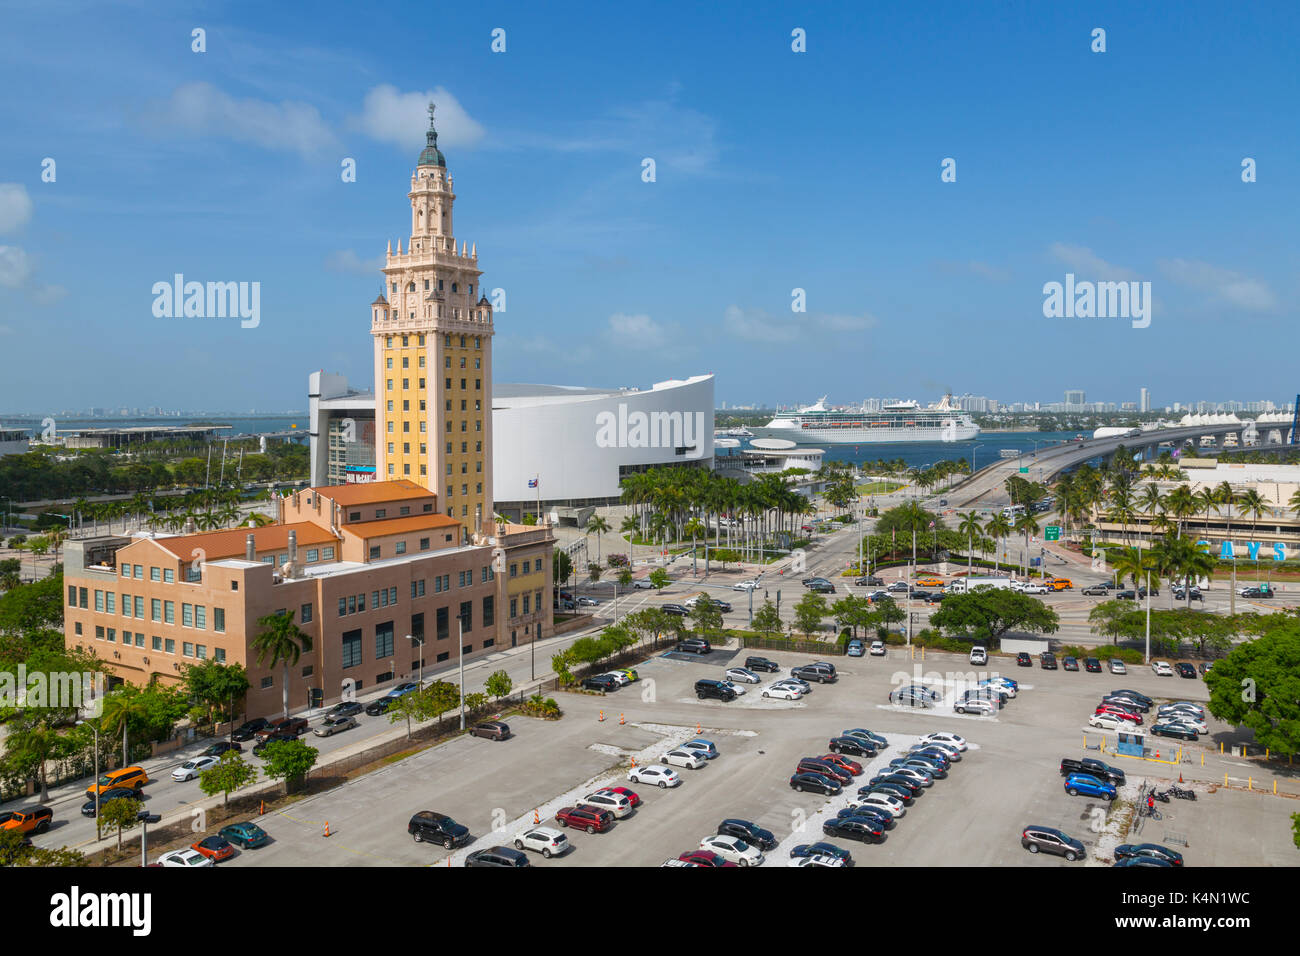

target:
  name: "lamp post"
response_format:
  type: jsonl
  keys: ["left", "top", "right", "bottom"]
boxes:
{"left": 76, "top": 719, "right": 101, "bottom": 840}
{"left": 1143, "top": 567, "right": 1152, "bottom": 665}
{"left": 408, "top": 632, "right": 424, "bottom": 687}
{"left": 457, "top": 613, "right": 465, "bottom": 730}
{"left": 971, "top": 444, "right": 984, "bottom": 474}
{"left": 138, "top": 809, "right": 160, "bottom": 867}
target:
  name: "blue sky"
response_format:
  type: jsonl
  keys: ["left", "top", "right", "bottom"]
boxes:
{"left": 1, "top": 0, "right": 1297, "bottom": 413}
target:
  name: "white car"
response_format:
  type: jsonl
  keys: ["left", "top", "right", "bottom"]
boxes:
{"left": 577, "top": 596, "right": 600, "bottom": 606}
{"left": 699, "top": 834, "right": 765, "bottom": 866}
{"left": 584, "top": 789, "right": 634, "bottom": 818}
{"left": 157, "top": 848, "right": 213, "bottom": 867}
{"left": 733, "top": 580, "right": 760, "bottom": 591}
{"left": 853, "top": 794, "right": 905, "bottom": 818}
{"left": 919, "top": 731, "right": 968, "bottom": 752}
{"left": 888, "top": 767, "right": 934, "bottom": 788}
{"left": 1088, "top": 713, "right": 1124, "bottom": 730}
{"left": 762, "top": 683, "right": 802, "bottom": 700}
{"left": 1163, "top": 716, "right": 1208, "bottom": 734}
{"left": 632, "top": 579, "right": 656, "bottom": 589}
{"left": 660, "top": 748, "right": 706, "bottom": 769}
{"left": 513, "top": 826, "right": 571, "bottom": 858}
{"left": 869, "top": 641, "right": 886, "bottom": 656}
{"left": 1151, "top": 661, "right": 1174, "bottom": 676}
{"left": 1021, "top": 583, "right": 1050, "bottom": 595}
{"left": 628, "top": 764, "right": 681, "bottom": 788}
{"left": 725, "top": 667, "right": 761, "bottom": 684}
{"left": 788, "top": 853, "right": 846, "bottom": 867}
{"left": 171, "top": 756, "right": 219, "bottom": 781}
{"left": 1159, "top": 703, "right": 1205, "bottom": 718}
{"left": 980, "top": 678, "right": 1017, "bottom": 697}
{"left": 602, "top": 671, "right": 632, "bottom": 686}
{"left": 722, "top": 680, "right": 747, "bottom": 696}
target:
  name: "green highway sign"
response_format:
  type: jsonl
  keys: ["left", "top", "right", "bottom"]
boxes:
{"left": 1018, "top": 466, "right": 1029, "bottom": 473}
{"left": 1045, "top": 526, "right": 1061, "bottom": 541}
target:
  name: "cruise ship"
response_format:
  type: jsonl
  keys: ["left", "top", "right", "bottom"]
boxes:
{"left": 754, "top": 395, "right": 980, "bottom": 444}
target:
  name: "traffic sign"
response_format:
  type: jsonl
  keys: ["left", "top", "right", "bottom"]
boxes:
{"left": 1045, "top": 526, "right": 1061, "bottom": 541}
{"left": 1018, "top": 466, "right": 1029, "bottom": 474}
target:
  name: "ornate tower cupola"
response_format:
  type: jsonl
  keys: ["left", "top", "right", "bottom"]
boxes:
{"left": 410, "top": 103, "right": 454, "bottom": 244}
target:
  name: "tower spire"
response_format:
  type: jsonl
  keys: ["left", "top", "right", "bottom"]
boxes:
{"left": 417, "top": 101, "right": 447, "bottom": 168}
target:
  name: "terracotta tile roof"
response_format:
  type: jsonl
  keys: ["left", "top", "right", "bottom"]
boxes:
{"left": 341, "top": 513, "right": 462, "bottom": 539}
{"left": 309, "top": 480, "right": 434, "bottom": 506}
{"left": 153, "top": 523, "right": 340, "bottom": 560}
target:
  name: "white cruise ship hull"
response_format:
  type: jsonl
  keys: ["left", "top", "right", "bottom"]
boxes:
{"left": 753, "top": 422, "right": 980, "bottom": 444}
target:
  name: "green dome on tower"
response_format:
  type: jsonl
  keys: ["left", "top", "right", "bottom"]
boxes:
{"left": 418, "top": 101, "right": 446, "bottom": 167}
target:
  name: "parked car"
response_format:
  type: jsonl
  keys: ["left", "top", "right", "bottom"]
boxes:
{"left": 680, "top": 738, "right": 719, "bottom": 760}
{"left": 762, "top": 683, "right": 802, "bottom": 700}
{"left": 313, "top": 715, "right": 359, "bottom": 737}
{"left": 745, "top": 656, "right": 780, "bottom": 672}
{"left": 198, "top": 741, "right": 243, "bottom": 758}
{"left": 822, "top": 816, "right": 884, "bottom": 844}
{"left": 251, "top": 731, "right": 297, "bottom": 755}
{"left": 676, "top": 850, "right": 737, "bottom": 867}
{"left": 1081, "top": 585, "right": 1110, "bottom": 596}
{"left": 513, "top": 826, "right": 571, "bottom": 858}
{"left": 829, "top": 735, "right": 876, "bottom": 757}
{"left": 662, "top": 604, "right": 689, "bottom": 616}
{"left": 869, "top": 640, "right": 886, "bottom": 656}
{"left": 791, "top": 662, "right": 836, "bottom": 683}
{"left": 789, "top": 842, "right": 854, "bottom": 865}
{"left": 1150, "top": 722, "right": 1199, "bottom": 741}
{"left": 190, "top": 835, "right": 235, "bottom": 862}
{"left": 408, "top": 811, "right": 471, "bottom": 848}
{"left": 255, "top": 716, "right": 310, "bottom": 737}
{"left": 694, "top": 679, "right": 736, "bottom": 702}
{"left": 918, "top": 731, "right": 965, "bottom": 751}
{"left": 1064, "top": 774, "right": 1116, "bottom": 800}
{"left": 1151, "top": 660, "right": 1174, "bottom": 676}
{"left": 969, "top": 645, "right": 987, "bottom": 665}
{"left": 889, "top": 685, "right": 937, "bottom": 708}
{"left": 789, "top": 772, "right": 842, "bottom": 795}
{"left": 1021, "top": 826, "right": 1085, "bottom": 861}
{"left": 716, "top": 819, "right": 777, "bottom": 850}
{"left": 627, "top": 764, "right": 680, "bottom": 788}
{"left": 466, "top": 846, "right": 531, "bottom": 867}
{"left": 1059, "top": 757, "right": 1126, "bottom": 785}
{"left": 954, "top": 697, "right": 996, "bottom": 716}
{"left": 1115, "top": 843, "right": 1184, "bottom": 866}
{"left": 582, "top": 674, "right": 621, "bottom": 692}
{"left": 157, "top": 848, "right": 213, "bottom": 867}
{"left": 1062, "top": 656, "right": 1079, "bottom": 671}
{"left": 660, "top": 748, "right": 707, "bottom": 769}
{"left": 469, "top": 720, "right": 511, "bottom": 741}
{"left": 824, "top": 753, "right": 865, "bottom": 776}
{"left": 725, "top": 666, "right": 761, "bottom": 684}
{"left": 843, "top": 728, "right": 889, "bottom": 750}
{"left": 1108, "top": 659, "right": 1127, "bottom": 675}
{"left": 1115, "top": 689, "right": 1155, "bottom": 706}
{"left": 797, "top": 757, "right": 851, "bottom": 785}
{"left": 676, "top": 637, "right": 710, "bottom": 653}
{"left": 230, "top": 717, "right": 271, "bottom": 742}
{"left": 1083, "top": 658, "right": 1102, "bottom": 673}
{"left": 1175, "top": 662, "right": 1197, "bottom": 679}
{"left": 1040, "top": 652, "right": 1058, "bottom": 669}
{"left": 699, "top": 834, "right": 765, "bottom": 866}
{"left": 171, "top": 756, "right": 219, "bottom": 781}
{"left": 364, "top": 683, "right": 419, "bottom": 717}
{"left": 582, "top": 790, "right": 634, "bottom": 819}
{"left": 846, "top": 639, "right": 865, "bottom": 657}
{"left": 218, "top": 821, "right": 269, "bottom": 848}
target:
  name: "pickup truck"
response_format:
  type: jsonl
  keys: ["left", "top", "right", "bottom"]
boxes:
{"left": 1058, "top": 757, "right": 1126, "bottom": 785}
{"left": 0, "top": 806, "right": 53, "bottom": 835}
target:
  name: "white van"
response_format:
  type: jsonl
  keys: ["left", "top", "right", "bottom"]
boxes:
{"left": 969, "top": 645, "right": 987, "bottom": 665}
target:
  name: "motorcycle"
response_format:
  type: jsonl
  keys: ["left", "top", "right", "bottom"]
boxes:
{"left": 1170, "top": 785, "right": 1196, "bottom": 801}
{"left": 1152, "top": 789, "right": 1171, "bottom": 803}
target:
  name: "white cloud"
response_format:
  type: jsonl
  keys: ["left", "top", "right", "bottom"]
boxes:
{"left": 353, "top": 85, "right": 485, "bottom": 149}
{"left": 0, "top": 246, "right": 33, "bottom": 288}
{"left": 1047, "top": 243, "right": 1140, "bottom": 281}
{"left": 0, "top": 184, "right": 33, "bottom": 234}
{"left": 139, "top": 82, "right": 337, "bottom": 157}
{"left": 606, "top": 312, "right": 666, "bottom": 344}
{"left": 936, "top": 259, "right": 1010, "bottom": 282}
{"left": 1158, "top": 258, "right": 1276, "bottom": 311}
{"left": 324, "top": 250, "right": 386, "bottom": 276}
{"left": 723, "top": 305, "right": 875, "bottom": 344}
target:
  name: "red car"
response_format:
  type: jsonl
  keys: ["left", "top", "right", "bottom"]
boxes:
{"left": 677, "top": 850, "right": 738, "bottom": 867}
{"left": 191, "top": 835, "right": 235, "bottom": 862}
{"left": 821, "top": 753, "right": 864, "bottom": 776}
{"left": 555, "top": 805, "right": 614, "bottom": 833}
{"left": 1094, "top": 705, "right": 1142, "bottom": 724}
{"left": 606, "top": 786, "right": 641, "bottom": 808}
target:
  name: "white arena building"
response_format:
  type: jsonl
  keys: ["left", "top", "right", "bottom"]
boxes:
{"left": 492, "top": 375, "right": 715, "bottom": 521}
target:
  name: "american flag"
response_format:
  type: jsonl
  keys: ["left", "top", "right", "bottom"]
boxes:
{"left": 528, "top": 478, "right": 538, "bottom": 488}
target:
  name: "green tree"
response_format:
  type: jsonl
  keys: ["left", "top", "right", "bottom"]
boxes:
{"left": 617, "top": 567, "right": 633, "bottom": 588}
{"left": 100, "top": 691, "right": 150, "bottom": 765}
{"left": 553, "top": 550, "right": 573, "bottom": 588}
{"left": 551, "top": 650, "right": 576, "bottom": 686}
{"left": 463, "top": 691, "right": 488, "bottom": 713}
{"left": 587, "top": 562, "right": 603, "bottom": 584}
{"left": 984, "top": 514, "right": 1012, "bottom": 573}
{"left": 867, "top": 596, "right": 905, "bottom": 637}
{"left": 198, "top": 750, "right": 259, "bottom": 807}
{"left": 792, "top": 592, "right": 828, "bottom": 638}
{"left": 831, "top": 595, "right": 871, "bottom": 638}
{"left": 956, "top": 513, "right": 983, "bottom": 575}
{"left": 585, "top": 515, "right": 611, "bottom": 564}
{"left": 98, "top": 793, "right": 142, "bottom": 852}
{"left": 1, "top": 718, "right": 67, "bottom": 802}
{"left": 426, "top": 680, "right": 461, "bottom": 721}
{"left": 1203, "top": 623, "right": 1300, "bottom": 756}
{"left": 689, "top": 597, "right": 723, "bottom": 640}
{"left": 484, "top": 669, "right": 513, "bottom": 701}
{"left": 752, "top": 599, "right": 783, "bottom": 638}
{"left": 930, "top": 588, "right": 1060, "bottom": 644}
{"left": 648, "top": 568, "right": 670, "bottom": 590}
{"left": 387, "top": 690, "right": 431, "bottom": 739}
{"left": 181, "top": 660, "right": 251, "bottom": 725}
{"left": 260, "top": 738, "right": 319, "bottom": 795}
{"left": 250, "top": 610, "right": 313, "bottom": 719}
{"left": 0, "top": 827, "right": 88, "bottom": 867}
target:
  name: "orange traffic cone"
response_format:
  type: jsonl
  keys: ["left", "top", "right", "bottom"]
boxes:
{"left": 259, "top": 800, "right": 265, "bottom": 815}
{"left": 533, "top": 808, "right": 540, "bottom": 824}
{"left": 619, "top": 713, "right": 625, "bottom": 725}
{"left": 696, "top": 723, "right": 702, "bottom": 734}
{"left": 1179, "top": 773, "right": 1184, "bottom": 783}
{"left": 598, "top": 710, "right": 605, "bottom": 722}
{"left": 324, "top": 821, "right": 331, "bottom": 838}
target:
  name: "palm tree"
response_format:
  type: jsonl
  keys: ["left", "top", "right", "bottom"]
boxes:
{"left": 957, "top": 512, "right": 983, "bottom": 575}
{"left": 585, "top": 515, "right": 610, "bottom": 565}
{"left": 1107, "top": 488, "right": 1137, "bottom": 547}
{"left": 1194, "top": 487, "right": 1217, "bottom": 538}
{"left": 1289, "top": 487, "right": 1300, "bottom": 521}
{"left": 1012, "top": 512, "right": 1041, "bottom": 577}
{"left": 984, "top": 514, "right": 1012, "bottom": 574}
{"left": 251, "top": 610, "right": 313, "bottom": 719}
{"left": 1163, "top": 485, "right": 1198, "bottom": 535}
{"left": 1235, "top": 488, "right": 1269, "bottom": 579}
{"left": 100, "top": 692, "right": 149, "bottom": 764}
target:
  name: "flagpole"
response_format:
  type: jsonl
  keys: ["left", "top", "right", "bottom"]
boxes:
{"left": 535, "top": 474, "right": 540, "bottom": 524}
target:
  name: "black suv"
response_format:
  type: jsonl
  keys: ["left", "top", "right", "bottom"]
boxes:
{"left": 855, "top": 576, "right": 885, "bottom": 587}
{"left": 408, "top": 811, "right": 471, "bottom": 848}
{"left": 745, "top": 656, "right": 780, "bottom": 672}
{"left": 717, "top": 819, "right": 777, "bottom": 850}
{"left": 230, "top": 717, "right": 271, "bottom": 742}
{"left": 581, "top": 674, "right": 620, "bottom": 692}
{"left": 676, "top": 637, "right": 711, "bottom": 654}
{"left": 1016, "top": 652, "right": 1032, "bottom": 667}
{"left": 1040, "top": 652, "right": 1058, "bottom": 670}
{"left": 1059, "top": 757, "right": 1126, "bottom": 785}
{"left": 694, "top": 679, "right": 735, "bottom": 702}
{"left": 1021, "top": 825, "right": 1084, "bottom": 861}
{"left": 662, "top": 604, "right": 689, "bottom": 616}
{"left": 465, "top": 845, "right": 530, "bottom": 867}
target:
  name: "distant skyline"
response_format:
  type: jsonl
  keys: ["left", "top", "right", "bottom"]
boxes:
{"left": 2, "top": 1, "right": 1297, "bottom": 411}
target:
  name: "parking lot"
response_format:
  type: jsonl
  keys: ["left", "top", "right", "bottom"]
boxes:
{"left": 196, "top": 644, "right": 1289, "bottom": 868}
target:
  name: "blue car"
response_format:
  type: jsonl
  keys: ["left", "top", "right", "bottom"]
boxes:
{"left": 790, "top": 842, "right": 853, "bottom": 865}
{"left": 846, "top": 639, "right": 865, "bottom": 657}
{"left": 1064, "top": 773, "right": 1116, "bottom": 800}
{"left": 682, "top": 738, "right": 718, "bottom": 759}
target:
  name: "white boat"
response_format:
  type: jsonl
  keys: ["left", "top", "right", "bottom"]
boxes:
{"left": 754, "top": 394, "right": 979, "bottom": 444}
{"left": 714, "top": 426, "right": 754, "bottom": 438}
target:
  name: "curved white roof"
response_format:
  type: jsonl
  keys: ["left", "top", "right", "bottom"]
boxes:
{"left": 750, "top": 437, "right": 797, "bottom": 450}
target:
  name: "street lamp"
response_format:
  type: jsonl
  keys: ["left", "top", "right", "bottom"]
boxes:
{"left": 407, "top": 632, "right": 424, "bottom": 687}
{"left": 971, "top": 444, "right": 984, "bottom": 474}
{"left": 457, "top": 612, "right": 466, "bottom": 730}
{"left": 76, "top": 719, "right": 101, "bottom": 840}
